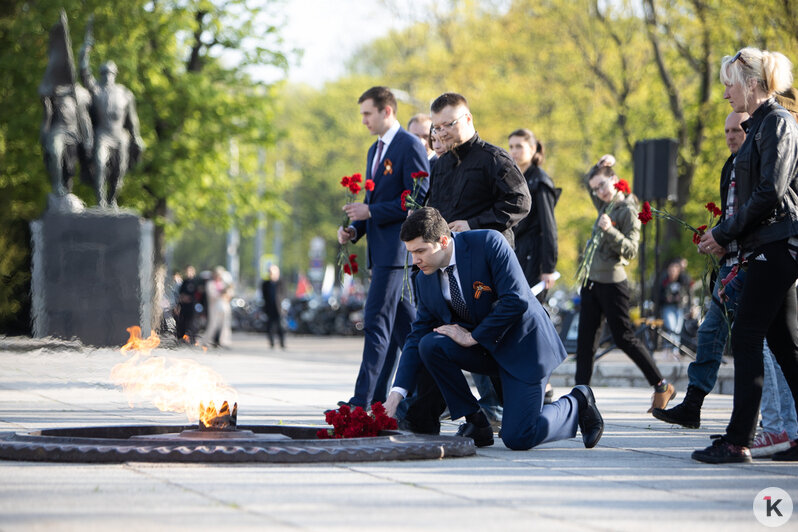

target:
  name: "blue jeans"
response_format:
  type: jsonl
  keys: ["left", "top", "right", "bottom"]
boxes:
{"left": 688, "top": 265, "right": 744, "bottom": 393}
{"left": 761, "top": 341, "right": 798, "bottom": 438}
{"left": 661, "top": 305, "right": 684, "bottom": 335}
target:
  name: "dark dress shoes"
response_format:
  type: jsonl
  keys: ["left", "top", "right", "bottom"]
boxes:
{"left": 571, "top": 385, "right": 604, "bottom": 449}
{"left": 455, "top": 421, "right": 494, "bottom": 447}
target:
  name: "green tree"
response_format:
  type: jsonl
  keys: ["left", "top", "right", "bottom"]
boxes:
{"left": 0, "top": 0, "right": 290, "bottom": 331}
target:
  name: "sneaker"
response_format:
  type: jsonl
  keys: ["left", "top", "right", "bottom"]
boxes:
{"left": 692, "top": 435, "right": 752, "bottom": 464}
{"left": 750, "top": 431, "right": 791, "bottom": 458}
{"left": 771, "top": 440, "right": 798, "bottom": 461}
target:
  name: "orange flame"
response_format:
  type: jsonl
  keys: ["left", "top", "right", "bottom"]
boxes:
{"left": 111, "top": 326, "right": 237, "bottom": 423}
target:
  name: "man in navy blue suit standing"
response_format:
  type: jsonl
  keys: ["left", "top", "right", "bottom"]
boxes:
{"left": 384, "top": 207, "right": 603, "bottom": 450}
{"left": 337, "top": 86, "right": 430, "bottom": 409}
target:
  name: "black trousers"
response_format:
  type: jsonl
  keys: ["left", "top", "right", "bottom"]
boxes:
{"left": 575, "top": 279, "right": 663, "bottom": 386}
{"left": 725, "top": 239, "right": 798, "bottom": 447}
{"left": 265, "top": 314, "right": 285, "bottom": 348}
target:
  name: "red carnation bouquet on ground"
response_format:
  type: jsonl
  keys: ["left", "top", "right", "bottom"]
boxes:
{"left": 399, "top": 171, "right": 429, "bottom": 301}
{"left": 317, "top": 402, "right": 398, "bottom": 439}
{"left": 337, "top": 173, "right": 372, "bottom": 279}
{"left": 638, "top": 200, "right": 724, "bottom": 313}
{"left": 575, "top": 179, "right": 631, "bottom": 287}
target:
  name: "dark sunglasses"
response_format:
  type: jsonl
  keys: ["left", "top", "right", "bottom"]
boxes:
{"left": 730, "top": 50, "right": 749, "bottom": 68}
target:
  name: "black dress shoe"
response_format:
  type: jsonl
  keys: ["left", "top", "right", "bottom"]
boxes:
{"left": 455, "top": 421, "right": 494, "bottom": 447}
{"left": 571, "top": 385, "right": 603, "bottom": 449}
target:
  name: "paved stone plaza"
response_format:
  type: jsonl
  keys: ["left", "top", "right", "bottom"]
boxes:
{"left": 1, "top": 333, "right": 796, "bottom": 531}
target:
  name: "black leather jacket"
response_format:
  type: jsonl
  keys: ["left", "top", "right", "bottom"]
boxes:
{"left": 713, "top": 99, "right": 798, "bottom": 252}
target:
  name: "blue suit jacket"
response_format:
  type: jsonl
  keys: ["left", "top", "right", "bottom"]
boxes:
{"left": 353, "top": 127, "right": 430, "bottom": 268}
{"left": 394, "top": 230, "right": 567, "bottom": 390}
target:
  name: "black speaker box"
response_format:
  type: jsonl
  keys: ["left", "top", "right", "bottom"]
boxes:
{"left": 633, "top": 138, "right": 678, "bottom": 202}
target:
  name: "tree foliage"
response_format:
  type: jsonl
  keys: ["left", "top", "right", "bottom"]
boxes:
{"left": 0, "top": 0, "right": 290, "bottom": 331}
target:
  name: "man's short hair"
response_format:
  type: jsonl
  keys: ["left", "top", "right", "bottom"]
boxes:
{"left": 400, "top": 207, "right": 450, "bottom": 243}
{"left": 430, "top": 92, "right": 469, "bottom": 114}
{"left": 358, "top": 86, "right": 397, "bottom": 114}
{"left": 408, "top": 113, "right": 431, "bottom": 129}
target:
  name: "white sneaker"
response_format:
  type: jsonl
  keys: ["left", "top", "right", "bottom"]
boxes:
{"left": 750, "top": 430, "right": 791, "bottom": 457}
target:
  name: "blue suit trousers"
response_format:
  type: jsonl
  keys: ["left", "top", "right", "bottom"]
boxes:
{"left": 417, "top": 332, "right": 579, "bottom": 450}
{"left": 349, "top": 267, "right": 416, "bottom": 407}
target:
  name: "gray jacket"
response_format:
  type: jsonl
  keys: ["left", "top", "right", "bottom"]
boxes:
{"left": 713, "top": 98, "right": 798, "bottom": 252}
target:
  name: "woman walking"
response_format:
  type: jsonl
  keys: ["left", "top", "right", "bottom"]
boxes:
{"left": 575, "top": 155, "right": 675, "bottom": 413}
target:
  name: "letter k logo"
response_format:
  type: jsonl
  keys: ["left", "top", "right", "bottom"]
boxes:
{"left": 765, "top": 496, "right": 783, "bottom": 518}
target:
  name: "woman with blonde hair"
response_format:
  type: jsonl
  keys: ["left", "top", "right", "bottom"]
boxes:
{"left": 693, "top": 48, "right": 798, "bottom": 463}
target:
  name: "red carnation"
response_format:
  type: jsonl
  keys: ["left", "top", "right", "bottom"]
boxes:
{"left": 638, "top": 201, "right": 653, "bottom": 224}
{"left": 340, "top": 176, "right": 350, "bottom": 187}
{"left": 350, "top": 173, "right": 363, "bottom": 183}
{"left": 349, "top": 182, "right": 362, "bottom": 194}
{"left": 365, "top": 179, "right": 375, "bottom": 191}
{"left": 692, "top": 225, "right": 707, "bottom": 245}
{"left": 400, "top": 190, "right": 411, "bottom": 210}
{"left": 349, "top": 253, "right": 357, "bottom": 262}
{"left": 411, "top": 171, "right": 429, "bottom": 180}
{"left": 706, "top": 202, "right": 722, "bottom": 217}
{"left": 614, "top": 179, "right": 631, "bottom": 195}
{"left": 343, "top": 263, "right": 351, "bottom": 275}
{"left": 351, "top": 261, "right": 359, "bottom": 274}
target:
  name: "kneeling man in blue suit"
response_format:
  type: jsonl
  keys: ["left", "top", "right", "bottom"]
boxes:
{"left": 384, "top": 207, "right": 603, "bottom": 449}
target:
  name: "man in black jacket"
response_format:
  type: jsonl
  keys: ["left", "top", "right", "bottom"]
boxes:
{"left": 425, "top": 93, "right": 531, "bottom": 246}
{"left": 399, "top": 92, "right": 531, "bottom": 434}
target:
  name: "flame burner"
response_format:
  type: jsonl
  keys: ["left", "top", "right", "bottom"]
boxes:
{"left": 0, "top": 425, "right": 475, "bottom": 463}
{"left": 198, "top": 401, "right": 238, "bottom": 431}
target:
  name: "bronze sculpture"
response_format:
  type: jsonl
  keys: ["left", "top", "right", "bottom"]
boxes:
{"left": 39, "top": 10, "right": 93, "bottom": 212}
{"left": 79, "top": 18, "right": 145, "bottom": 208}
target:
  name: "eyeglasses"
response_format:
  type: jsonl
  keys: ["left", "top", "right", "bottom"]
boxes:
{"left": 730, "top": 50, "right": 749, "bottom": 68}
{"left": 431, "top": 113, "right": 467, "bottom": 134}
{"left": 590, "top": 180, "right": 611, "bottom": 195}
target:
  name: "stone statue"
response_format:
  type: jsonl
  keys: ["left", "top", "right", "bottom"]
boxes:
{"left": 79, "top": 18, "right": 145, "bottom": 208}
{"left": 39, "top": 10, "right": 93, "bottom": 213}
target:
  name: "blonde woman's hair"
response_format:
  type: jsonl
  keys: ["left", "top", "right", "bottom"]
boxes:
{"left": 720, "top": 47, "right": 794, "bottom": 111}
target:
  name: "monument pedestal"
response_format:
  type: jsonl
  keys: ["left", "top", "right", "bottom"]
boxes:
{"left": 30, "top": 209, "right": 154, "bottom": 347}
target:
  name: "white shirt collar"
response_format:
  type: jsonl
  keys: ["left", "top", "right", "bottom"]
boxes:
{"left": 378, "top": 120, "right": 401, "bottom": 152}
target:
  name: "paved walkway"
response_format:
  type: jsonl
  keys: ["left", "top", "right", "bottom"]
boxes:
{"left": 0, "top": 333, "right": 796, "bottom": 531}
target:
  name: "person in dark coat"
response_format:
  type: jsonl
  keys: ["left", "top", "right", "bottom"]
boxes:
{"left": 508, "top": 128, "right": 559, "bottom": 302}
{"left": 261, "top": 264, "right": 285, "bottom": 349}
